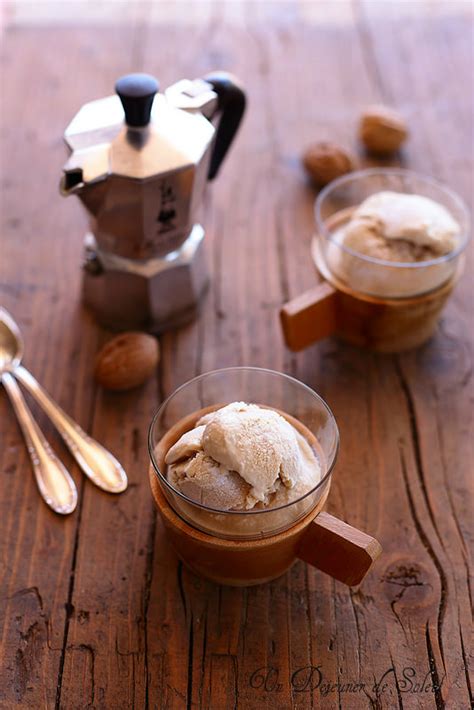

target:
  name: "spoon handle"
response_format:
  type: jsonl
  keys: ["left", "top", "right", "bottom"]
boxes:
{"left": 14, "top": 366, "right": 128, "bottom": 494}
{"left": 2, "top": 372, "right": 77, "bottom": 514}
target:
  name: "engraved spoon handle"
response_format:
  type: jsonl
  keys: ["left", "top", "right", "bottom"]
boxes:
{"left": 14, "top": 365, "right": 127, "bottom": 493}
{"left": 2, "top": 372, "right": 77, "bottom": 514}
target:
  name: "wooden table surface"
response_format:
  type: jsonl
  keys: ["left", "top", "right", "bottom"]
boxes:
{"left": 0, "top": 2, "right": 472, "bottom": 709}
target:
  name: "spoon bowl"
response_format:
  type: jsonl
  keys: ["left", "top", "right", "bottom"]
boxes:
{"left": 0, "top": 307, "right": 23, "bottom": 371}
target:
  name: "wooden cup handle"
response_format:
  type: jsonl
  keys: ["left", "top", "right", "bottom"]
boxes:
{"left": 280, "top": 282, "right": 338, "bottom": 351}
{"left": 297, "top": 512, "right": 382, "bottom": 586}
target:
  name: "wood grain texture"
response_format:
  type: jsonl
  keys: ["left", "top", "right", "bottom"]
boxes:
{"left": 0, "top": 2, "right": 472, "bottom": 709}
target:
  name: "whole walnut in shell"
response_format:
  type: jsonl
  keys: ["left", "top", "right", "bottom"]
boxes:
{"left": 359, "top": 105, "right": 408, "bottom": 155}
{"left": 95, "top": 332, "right": 159, "bottom": 391}
{"left": 302, "top": 142, "right": 354, "bottom": 187}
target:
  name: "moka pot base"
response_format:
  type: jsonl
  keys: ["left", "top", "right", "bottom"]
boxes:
{"left": 149, "top": 406, "right": 381, "bottom": 587}
{"left": 81, "top": 224, "right": 209, "bottom": 333}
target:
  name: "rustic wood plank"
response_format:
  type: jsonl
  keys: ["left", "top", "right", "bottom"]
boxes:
{"left": 144, "top": 12, "right": 294, "bottom": 709}
{"left": 246, "top": 3, "right": 469, "bottom": 704}
{"left": 0, "top": 29, "right": 102, "bottom": 709}
{"left": 0, "top": 2, "right": 472, "bottom": 709}
{"left": 259, "top": 12, "right": 390, "bottom": 710}
{"left": 49, "top": 21, "right": 164, "bottom": 710}
{"left": 0, "top": 21, "right": 147, "bottom": 710}
{"left": 358, "top": 3, "right": 473, "bottom": 707}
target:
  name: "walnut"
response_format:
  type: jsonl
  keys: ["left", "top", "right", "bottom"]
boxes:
{"left": 94, "top": 332, "right": 159, "bottom": 391}
{"left": 302, "top": 142, "right": 354, "bottom": 187}
{"left": 359, "top": 105, "right": 408, "bottom": 155}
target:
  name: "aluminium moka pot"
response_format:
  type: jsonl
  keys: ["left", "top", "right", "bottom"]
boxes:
{"left": 61, "top": 72, "right": 246, "bottom": 332}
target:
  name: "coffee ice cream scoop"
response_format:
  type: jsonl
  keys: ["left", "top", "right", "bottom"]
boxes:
{"left": 167, "top": 452, "right": 252, "bottom": 510}
{"left": 324, "top": 190, "right": 462, "bottom": 298}
{"left": 339, "top": 191, "right": 460, "bottom": 261}
{"left": 165, "top": 402, "right": 321, "bottom": 510}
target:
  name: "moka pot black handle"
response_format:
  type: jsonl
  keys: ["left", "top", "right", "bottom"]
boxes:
{"left": 204, "top": 72, "right": 246, "bottom": 180}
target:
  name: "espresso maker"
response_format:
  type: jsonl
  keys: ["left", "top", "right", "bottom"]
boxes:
{"left": 61, "top": 72, "right": 245, "bottom": 331}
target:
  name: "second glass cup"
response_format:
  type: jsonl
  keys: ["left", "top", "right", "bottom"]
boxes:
{"left": 280, "top": 168, "right": 470, "bottom": 353}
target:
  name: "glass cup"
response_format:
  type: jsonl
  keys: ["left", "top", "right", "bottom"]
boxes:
{"left": 148, "top": 367, "right": 381, "bottom": 586}
{"left": 281, "top": 169, "right": 470, "bottom": 352}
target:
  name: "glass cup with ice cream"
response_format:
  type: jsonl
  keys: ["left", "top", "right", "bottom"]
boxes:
{"left": 280, "top": 169, "right": 470, "bottom": 353}
{"left": 149, "top": 367, "right": 381, "bottom": 586}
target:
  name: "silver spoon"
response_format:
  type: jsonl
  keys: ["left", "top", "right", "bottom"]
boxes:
{"left": 1, "top": 369, "right": 78, "bottom": 514}
{"left": 0, "top": 308, "right": 128, "bottom": 494}
{"left": 0, "top": 326, "right": 77, "bottom": 514}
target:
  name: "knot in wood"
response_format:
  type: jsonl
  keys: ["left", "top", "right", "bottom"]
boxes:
{"left": 380, "top": 561, "right": 435, "bottom": 607}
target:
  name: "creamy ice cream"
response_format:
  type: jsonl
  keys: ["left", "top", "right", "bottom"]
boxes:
{"left": 339, "top": 191, "right": 459, "bottom": 260}
{"left": 165, "top": 402, "right": 321, "bottom": 511}
{"left": 322, "top": 191, "right": 461, "bottom": 297}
